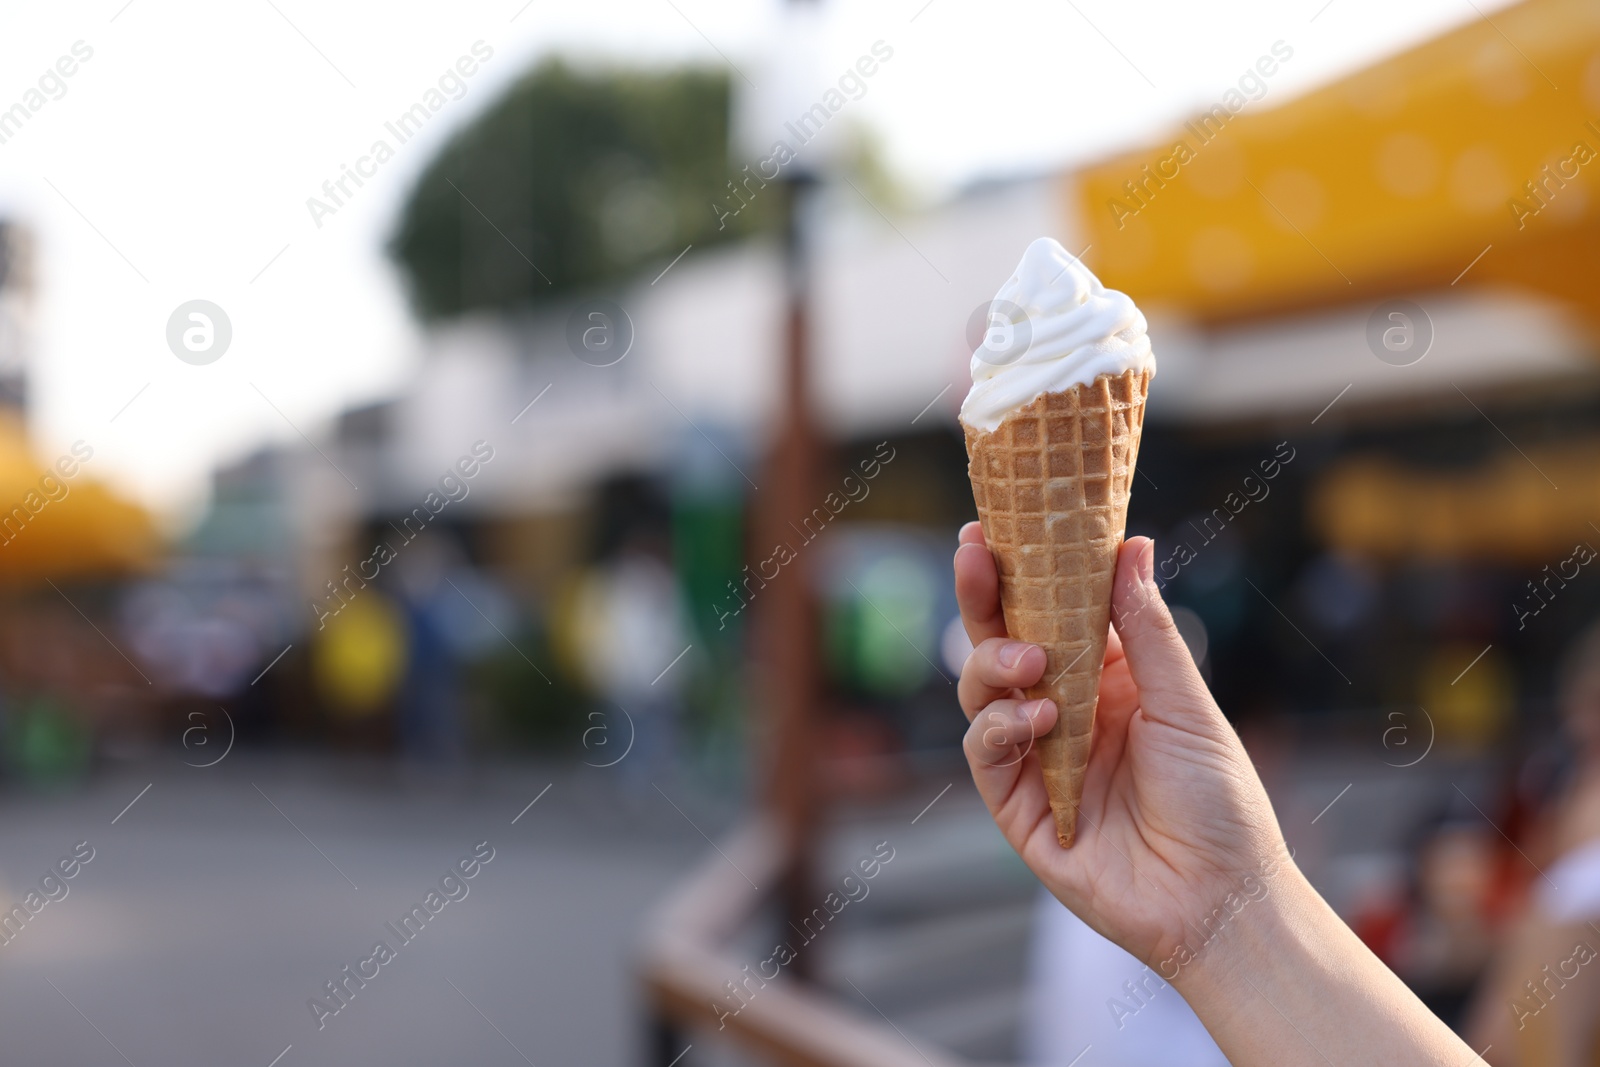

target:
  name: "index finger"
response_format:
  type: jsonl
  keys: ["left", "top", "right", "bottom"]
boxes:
{"left": 955, "top": 523, "right": 1009, "bottom": 645}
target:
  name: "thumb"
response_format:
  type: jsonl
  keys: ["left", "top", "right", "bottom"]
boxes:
{"left": 1110, "top": 537, "right": 1217, "bottom": 728}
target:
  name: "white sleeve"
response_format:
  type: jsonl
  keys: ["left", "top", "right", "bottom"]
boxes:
{"left": 1538, "top": 839, "right": 1600, "bottom": 924}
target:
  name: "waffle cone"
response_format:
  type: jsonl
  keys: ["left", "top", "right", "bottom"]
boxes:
{"left": 962, "top": 367, "right": 1150, "bottom": 847}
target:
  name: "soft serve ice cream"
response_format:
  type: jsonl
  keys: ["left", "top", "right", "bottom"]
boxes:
{"left": 957, "top": 236, "right": 1155, "bottom": 848}
{"left": 960, "top": 237, "right": 1155, "bottom": 432}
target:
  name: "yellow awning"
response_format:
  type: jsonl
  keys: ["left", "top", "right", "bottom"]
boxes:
{"left": 1076, "top": 0, "right": 1600, "bottom": 328}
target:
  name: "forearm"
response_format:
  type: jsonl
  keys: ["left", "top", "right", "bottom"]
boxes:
{"left": 1174, "top": 866, "right": 1477, "bottom": 1066}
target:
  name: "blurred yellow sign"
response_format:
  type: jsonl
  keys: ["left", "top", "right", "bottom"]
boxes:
{"left": 1311, "top": 441, "right": 1600, "bottom": 561}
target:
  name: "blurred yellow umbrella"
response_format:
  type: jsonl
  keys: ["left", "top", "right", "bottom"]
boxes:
{"left": 0, "top": 413, "right": 157, "bottom": 586}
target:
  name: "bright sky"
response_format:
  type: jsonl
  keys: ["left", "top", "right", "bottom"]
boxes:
{"left": 0, "top": 0, "right": 1514, "bottom": 526}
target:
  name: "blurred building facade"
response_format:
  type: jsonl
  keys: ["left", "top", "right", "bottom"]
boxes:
{"left": 222, "top": 0, "right": 1600, "bottom": 786}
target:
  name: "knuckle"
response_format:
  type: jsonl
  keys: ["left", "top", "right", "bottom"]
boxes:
{"left": 1148, "top": 605, "right": 1179, "bottom": 637}
{"left": 961, "top": 724, "right": 987, "bottom": 763}
{"left": 975, "top": 636, "right": 1008, "bottom": 660}
{"left": 1116, "top": 588, "right": 1174, "bottom": 636}
{"left": 956, "top": 674, "right": 983, "bottom": 715}
{"left": 963, "top": 650, "right": 996, "bottom": 687}
{"left": 965, "top": 707, "right": 1010, "bottom": 763}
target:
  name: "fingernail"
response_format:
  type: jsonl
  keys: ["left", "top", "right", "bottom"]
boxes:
{"left": 999, "top": 642, "right": 1030, "bottom": 668}
{"left": 1137, "top": 538, "right": 1155, "bottom": 585}
{"left": 1024, "top": 699, "right": 1050, "bottom": 721}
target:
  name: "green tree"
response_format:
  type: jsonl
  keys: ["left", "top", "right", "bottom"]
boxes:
{"left": 389, "top": 61, "right": 761, "bottom": 320}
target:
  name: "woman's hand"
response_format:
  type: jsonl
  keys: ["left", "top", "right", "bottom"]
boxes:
{"left": 954, "top": 523, "right": 1290, "bottom": 969}
{"left": 956, "top": 522, "right": 1480, "bottom": 1065}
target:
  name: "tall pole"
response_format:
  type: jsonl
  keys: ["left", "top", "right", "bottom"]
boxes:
{"left": 757, "top": 166, "right": 822, "bottom": 977}
{"left": 756, "top": 0, "right": 826, "bottom": 977}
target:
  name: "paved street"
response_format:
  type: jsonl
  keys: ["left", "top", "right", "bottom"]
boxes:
{"left": 0, "top": 732, "right": 1480, "bottom": 1066}
{"left": 0, "top": 753, "right": 711, "bottom": 1067}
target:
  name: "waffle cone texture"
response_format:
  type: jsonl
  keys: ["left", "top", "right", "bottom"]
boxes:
{"left": 962, "top": 368, "right": 1150, "bottom": 847}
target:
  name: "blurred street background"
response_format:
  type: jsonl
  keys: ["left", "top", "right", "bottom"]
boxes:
{"left": 2, "top": 0, "right": 1600, "bottom": 1063}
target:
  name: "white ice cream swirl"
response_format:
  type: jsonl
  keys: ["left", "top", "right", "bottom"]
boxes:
{"left": 959, "top": 237, "right": 1154, "bottom": 432}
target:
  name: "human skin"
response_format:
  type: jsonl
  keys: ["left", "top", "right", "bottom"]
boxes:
{"left": 955, "top": 524, "right": 1477, "bottom": 1066}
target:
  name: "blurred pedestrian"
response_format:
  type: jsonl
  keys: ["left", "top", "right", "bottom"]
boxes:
{"left": 310, "top": 589, "right": 406, "bottom": 735}
{"left": 1467, "top": 621, "right": 1600, "bottom": 1065}
{"left": 1389, "top": 818, "right": 1498, "bottom": 1031}
{"left": 575, "top": 530, "right": 690, "bottom": 796}
{"left": 394, "top": 539, "right": 467, "bottom": 769}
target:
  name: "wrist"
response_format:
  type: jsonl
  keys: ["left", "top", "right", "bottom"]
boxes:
{"left": 1163, "top": 849, "right": 1476, "bottom": 1065}
{"left": 1163, "top": 845, "right": 1310, "bottom": 1001}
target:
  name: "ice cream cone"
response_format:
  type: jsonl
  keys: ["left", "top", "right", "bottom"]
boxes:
{"left": 963, "top": 366, "right": 1150, "bottom": 847}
